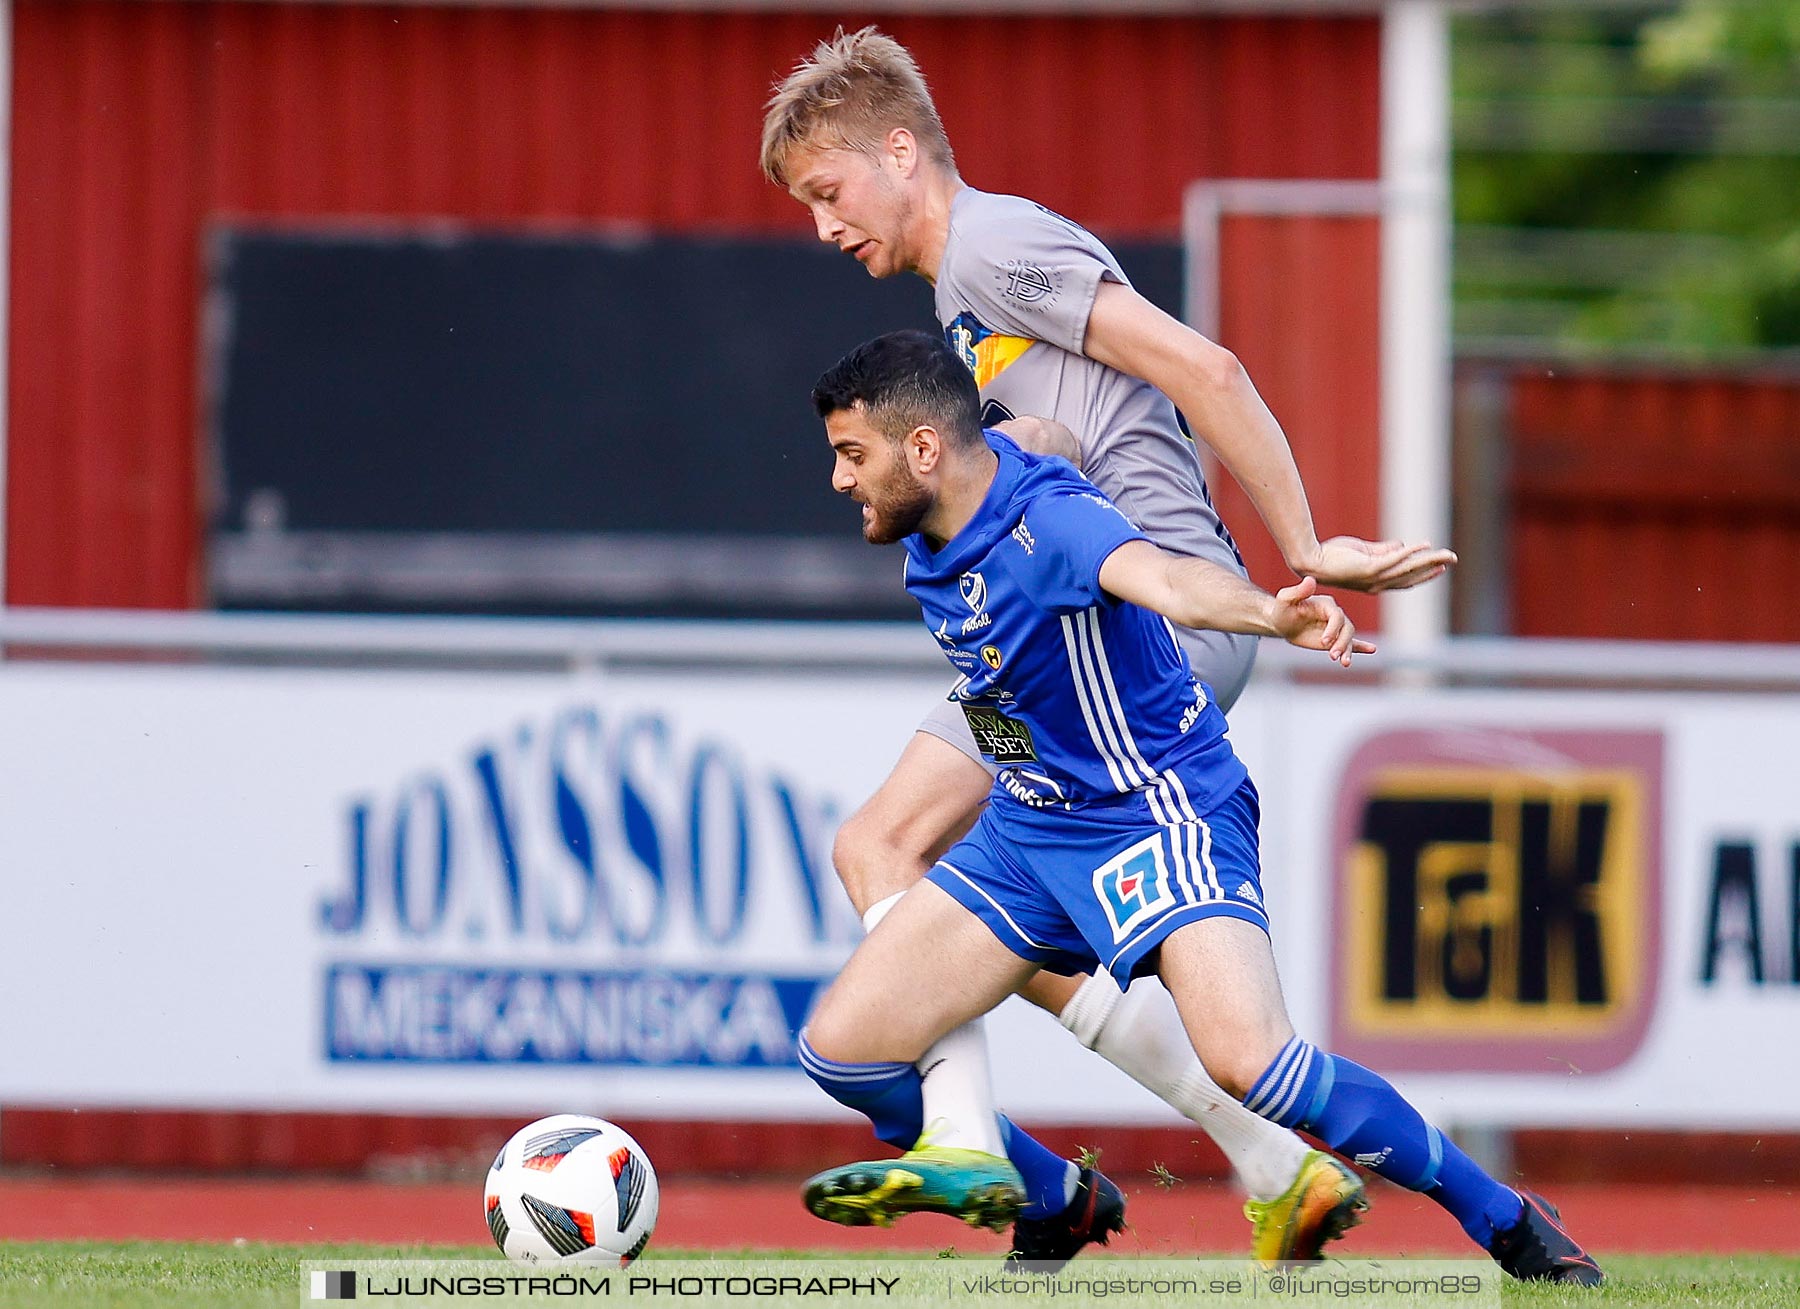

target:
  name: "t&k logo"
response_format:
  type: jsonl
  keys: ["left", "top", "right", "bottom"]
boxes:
{"left": 1329, "top": 728, "right": 1662, "bottom": 1073}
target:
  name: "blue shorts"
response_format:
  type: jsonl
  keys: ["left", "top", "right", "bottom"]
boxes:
{"left": 926, "top": 778, "right": 1270, "bottom": 986}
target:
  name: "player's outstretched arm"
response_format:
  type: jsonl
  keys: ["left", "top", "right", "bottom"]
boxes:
{"left": 1081, "top": 281, "right": 1457, "bottom": 593}
{"left": 991, "top": 415, "right": 1081, "bottom": 466}
{"left": 1096, "top": 540, "right": 1374, "bottom": 667}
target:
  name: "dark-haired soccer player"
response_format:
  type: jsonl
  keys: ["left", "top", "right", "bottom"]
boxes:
{"left": 796, "top": 330, "right": 1602, "bottom": 1287}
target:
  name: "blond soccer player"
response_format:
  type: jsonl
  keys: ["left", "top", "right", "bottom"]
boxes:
{"left": 762, "top": 27, "right": 1454, "bottom": 1267}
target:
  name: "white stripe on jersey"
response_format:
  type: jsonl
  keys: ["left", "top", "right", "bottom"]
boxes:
{"left": 1075, "top": 611, "right": 1151, "bottom": 788}
{"left": 1061, "top": 609, "right": 1226, "bottom": 905}
{"left": 1060, "top": 613, "right": 1135, "bottom": 792}
{"left": 1197, "top": 810, "right": 1222, "bottom": 900}
{"left": 1161, "top": 769, "right": 1224, "bottom": 900}
{"left": 1081, "top": 613, "right": 1203, "bottom": 839}
{"left": 1081, "top": 609, "right": 1157, "bottom": 782}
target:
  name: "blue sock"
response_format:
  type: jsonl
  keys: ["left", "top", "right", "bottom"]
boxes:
{"left": 797, "top": 1031, "right": 922, "bottom": 1149}
{"left": 1428, "top": 1139, "right": 1526, "bottom": 1248}
{"left": 1245, "top": 1037, "right": 1522, "bottom": 1248}
{"left": 797, "top": 1033, "right": 1076, "bottom": 1219}
{"left": 999, "top": 1115, "right": 1079, "bottom": 1221}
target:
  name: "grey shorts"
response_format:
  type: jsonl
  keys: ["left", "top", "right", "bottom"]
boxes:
{"left": 918, "top": 627, "right": 1259, "bottom": 772}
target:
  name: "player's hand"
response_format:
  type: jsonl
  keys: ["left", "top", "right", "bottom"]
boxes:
{"left": 1292, "top": 536, "right": 1457, "bottom": 593}
{"left": 1268, "top": 576, "right": 1376, "bottom": 667}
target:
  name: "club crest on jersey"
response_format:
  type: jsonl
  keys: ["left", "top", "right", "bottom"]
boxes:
{"left": 960, "top": 571, "right": 987, "bottom": 612}
{"left": 1093, "top": 835, "right": 1177, "bottom": 943}
{"left": 999, "top": 260, "right": 1058, "bottom": 306}
{"left": 959, "top": 572, "right": 992, "bottom": 634}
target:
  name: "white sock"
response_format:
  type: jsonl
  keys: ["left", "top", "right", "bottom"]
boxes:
{"left": 859, "top": 891, "right": 1006, "bottom": 1158}
{"left": 916, "top": 1018, "right": 1007, "bottom": 1157}
{"left": 1060, "top": 972, "right": 1310, "bottom": 1201}
{"left": 861, "top": 892, "right": 905, "bottom": 933}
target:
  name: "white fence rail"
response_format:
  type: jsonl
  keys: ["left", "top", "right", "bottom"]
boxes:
{"left": 2, "top": 605, "right": 1799, "bottom": 687}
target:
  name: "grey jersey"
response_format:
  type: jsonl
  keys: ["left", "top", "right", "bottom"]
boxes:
{"left": 935, "top": 187, "right": 1243, "bottom": 579}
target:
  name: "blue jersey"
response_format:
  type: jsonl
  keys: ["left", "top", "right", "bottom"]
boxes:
{"left": 902, "top": 431, "right": 1248, "bottom": 819}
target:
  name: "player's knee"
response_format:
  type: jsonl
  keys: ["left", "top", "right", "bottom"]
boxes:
{"left": 832, "top": 806, "right": 931, "bottom": 906}
{"left": 800, "top": 999, "right": 859, "bottom": 1065}
{"left": 1205, "top": 1053, "right": 1270, "bottom": 1102}
{"left": 802, "top": 1000, "right": 918, "bottom": 1067}
{"left": 830, "top": 809, "right": 882, "bottom": 897}
{"left": 1198, "top": 1026, "right": 1292, "bottom": 1101}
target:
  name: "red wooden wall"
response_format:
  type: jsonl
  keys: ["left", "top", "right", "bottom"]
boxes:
{"left": 1501, "top": 366, "right": 1800, "bottom": 642}
{"left": 5, "top": 0, "right": 1382, "bottom": 609}
{"left": 1213, "top": 212, "right": 1383, "bottom": 631}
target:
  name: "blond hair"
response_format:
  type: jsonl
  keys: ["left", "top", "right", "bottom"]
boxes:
{"left": 760, "top": 27, "right": 957, "bottom": 187}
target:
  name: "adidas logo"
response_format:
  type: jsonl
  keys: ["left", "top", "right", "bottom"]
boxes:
{"left": 1235, "top": 883, "right": 1261, "bottom": 905}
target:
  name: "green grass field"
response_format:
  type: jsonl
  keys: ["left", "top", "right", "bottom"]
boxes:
{"left": 2, "top": 1244, "right": 1799, "bottom": 1309}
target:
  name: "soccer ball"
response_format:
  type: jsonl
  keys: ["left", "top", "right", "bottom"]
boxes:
{"left": 484, "top": 1114, "right": 659, "bottom": 1265}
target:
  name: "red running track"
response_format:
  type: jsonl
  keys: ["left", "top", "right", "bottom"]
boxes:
{"left": 2, "top": 1178, "right": 1798, "bottom": 1255}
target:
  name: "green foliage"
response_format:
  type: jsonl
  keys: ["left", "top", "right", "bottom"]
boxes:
{"left": 1453, "top": 1, "right": 1800, "bottom": 354}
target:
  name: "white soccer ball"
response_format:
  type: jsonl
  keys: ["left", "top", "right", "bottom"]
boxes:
{"left": 484, "top": 1114, "right": 659, "bottom": 1266}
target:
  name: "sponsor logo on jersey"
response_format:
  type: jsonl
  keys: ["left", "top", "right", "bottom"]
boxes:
{"left": 932, "top": 619, "right": 980, "bottom": 670}
{"left": 1011, "top": 522, "right": 1036, "bottom": 555}
{"left": 1077, "top": 491, "right": 1130, "bottom": 522}
{"left": 996, "top": 767, "right": 1069, "bottom": 810}
{"left": 980, "top": 645, "right": 1004, "bottom": 671}
{"left": 1178, "top": 685, "right": 1209, "bottom": 734}
{"left": 961, "top": 705, "right": 1037, "bottom": 764}
{"left": 945, "top": 313, "right": 1035, "bottom": 389}
{"left": 1093, "top": 835, "right": 1177, "bottom": 944}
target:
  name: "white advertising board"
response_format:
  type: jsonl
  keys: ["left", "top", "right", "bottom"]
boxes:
{"left": 0, "top": 662, "right": 1155, "bottom": 1123}
{"left": 1254, "top": 688, "right": 1800, "bottom": 1129}
{"left": 2, "top": 658, "right": 1795, "bottom": 1127}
